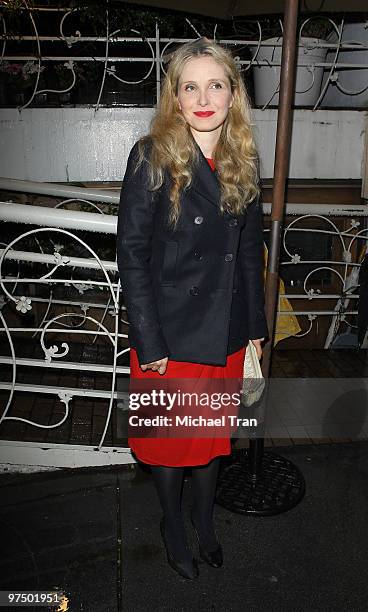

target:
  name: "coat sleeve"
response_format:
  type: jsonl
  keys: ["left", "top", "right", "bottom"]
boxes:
{"left": 116, "top": 141, "right": 170, "bottom": 364}
{"left": 239, "top": 197, "right": 269, "bottom": 341}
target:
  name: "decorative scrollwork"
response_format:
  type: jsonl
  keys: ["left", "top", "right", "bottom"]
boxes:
{"left": 43, "top": 342, "right": 70, "bottom": 363}
{"left": 1, "top": 7, "right": 366, "bottom": 111}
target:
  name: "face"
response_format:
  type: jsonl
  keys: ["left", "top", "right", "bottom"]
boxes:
{"left": 177, "top": 55, "right": 234, "bottom": 140}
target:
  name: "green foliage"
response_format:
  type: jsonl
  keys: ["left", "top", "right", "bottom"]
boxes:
{"left": 259, "top": 15, "right": 336, "bottom": 41}
{"left": 0, "top": 60, "right": 46, "bottom": 90}
{"left": 69, "top": 0, "right": 227, "bottom": 38}
{"left": 300, "top": 17, "right": 335, "bottom": 40}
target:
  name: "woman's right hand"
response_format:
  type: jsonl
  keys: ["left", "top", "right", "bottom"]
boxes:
{"left": 140, "top": 357, "right": 168, "bottom": 375}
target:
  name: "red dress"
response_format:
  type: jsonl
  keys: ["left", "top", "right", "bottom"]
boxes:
{"left": 127, "top": 158, "right": 247, "bottom": 467}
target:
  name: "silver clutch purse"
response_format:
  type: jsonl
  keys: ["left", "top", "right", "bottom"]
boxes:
{"left": 241, "top": 340, "right": 265, "bottom": 407}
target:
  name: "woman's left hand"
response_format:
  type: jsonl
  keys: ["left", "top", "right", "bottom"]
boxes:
{"left": 250, "top": 338, "right": 264, "bottom": 360}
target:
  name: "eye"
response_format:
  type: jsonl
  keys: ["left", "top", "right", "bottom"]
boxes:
{"left": 184, "top": 84, "right": 195, "bottom": 92}
{"left": 210, "top": 82, "right": 223, "bottom": 89}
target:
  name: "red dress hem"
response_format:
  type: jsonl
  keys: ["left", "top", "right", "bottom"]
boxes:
{"left": 127, "top": 345, "right": 246, "bottom": 467}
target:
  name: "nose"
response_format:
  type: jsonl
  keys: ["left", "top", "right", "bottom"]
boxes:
{"left": 197, "top": 87, "right": 210, "bottom": 107}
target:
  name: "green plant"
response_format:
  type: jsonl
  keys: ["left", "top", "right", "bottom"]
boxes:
{"left": 54, "top": 61, "right": 94, "bottom": 89}
{"left": 300, "top": 17, "right": 335, "bottom": 40}
{"left": 260, "top": 15, "right": 335, "bottom": 41}
{"left": 0, "top": 60, "right": 46, "bottom": 90}
{"left": 72, "top": 0, "right": 226, "bottom": 39}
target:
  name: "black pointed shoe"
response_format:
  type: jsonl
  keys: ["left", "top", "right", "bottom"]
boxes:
{"left": 159, "top": 517, "right": 199, "bottom": 580}
{"left": 190, "top": 510, "right": 223, "bottom": 568}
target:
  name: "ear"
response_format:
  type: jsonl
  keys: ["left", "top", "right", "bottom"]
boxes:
{"left": 229, "top": 93, "right": 234, "bottom": 109}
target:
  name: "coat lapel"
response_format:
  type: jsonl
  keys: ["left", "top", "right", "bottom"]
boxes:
{"left": 191, "top": 141, "right": 221, "bottom": 209}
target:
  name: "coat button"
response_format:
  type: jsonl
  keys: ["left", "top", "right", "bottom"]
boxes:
{"left": 194, "top": 250, "right": 202, "bottom": 260}
{"left": 228, "top": 218, "right": 238, "bottom": 227}
{"left": 194, "top": 216, "right": 203, "bottom": 225}
{"left": 225, "top": 253, "right": 233, "bottom": 262}
{"left": 189, "top": 286, "right": 199, "bottom": 296}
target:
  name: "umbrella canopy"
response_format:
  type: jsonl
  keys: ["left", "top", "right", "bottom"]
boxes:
{"left": 122, "top": 0, "right": 368, "bottom": 19}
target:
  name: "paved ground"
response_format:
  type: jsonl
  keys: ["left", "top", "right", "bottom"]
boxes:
{"left": 1, "top": 442, "right": 368, "bottom": 612}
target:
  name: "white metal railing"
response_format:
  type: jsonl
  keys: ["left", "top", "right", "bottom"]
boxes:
{"left": 0, "top": 177, "right": 119, "bottom": 204}
{"left": 0, "top": 202, "right": 117, "bottom": 233}
{"left": 0, "top": 190, "right": 127, "bottom": 467}
{"left": 0, "top": 184, "right": 367, "bottom": 468}
{"left": 0, "top": 5, "right": 367, "bottom": 111}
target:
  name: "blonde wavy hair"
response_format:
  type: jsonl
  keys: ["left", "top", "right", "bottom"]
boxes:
{"left": 135, "top": 37, "right": 260, "bottom": 227}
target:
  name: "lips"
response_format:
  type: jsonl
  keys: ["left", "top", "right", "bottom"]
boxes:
{"left": 193, "top": 111, "right": 215, "bottom": 117}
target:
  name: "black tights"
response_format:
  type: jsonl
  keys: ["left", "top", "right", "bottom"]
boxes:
{"left": 191, "top": 457, "right": 221, "bottom": 549}
{"left": 151, "top": 457, "right": 220, "bottom": 561}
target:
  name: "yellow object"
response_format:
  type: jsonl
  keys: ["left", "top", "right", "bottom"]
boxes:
{"left": 56, "top": 594, "right": 69, "bottom": 612}
{"left": 263, "top": 244, "right": 302, "bottom": 346}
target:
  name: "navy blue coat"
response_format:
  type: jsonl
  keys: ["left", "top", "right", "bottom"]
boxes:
{"left": 116, "top": 139, "right": 269, "bottom": 366}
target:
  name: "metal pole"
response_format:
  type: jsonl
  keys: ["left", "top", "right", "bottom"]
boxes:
{"left": 249, "top": 0, "right": 300, "bottom": 476}
{"left": 155, "top": 21, "right": 161, "bottom": 105}
{"left": 263, "top": 0, "right": 300, "bottom": 375}
{"left": 217, "top": 0, "right": 306, "bottom": 515}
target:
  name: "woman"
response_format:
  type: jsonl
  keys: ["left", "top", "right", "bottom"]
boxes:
{"left": 117, "top": 37, "right": 268, "bottom": 580}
